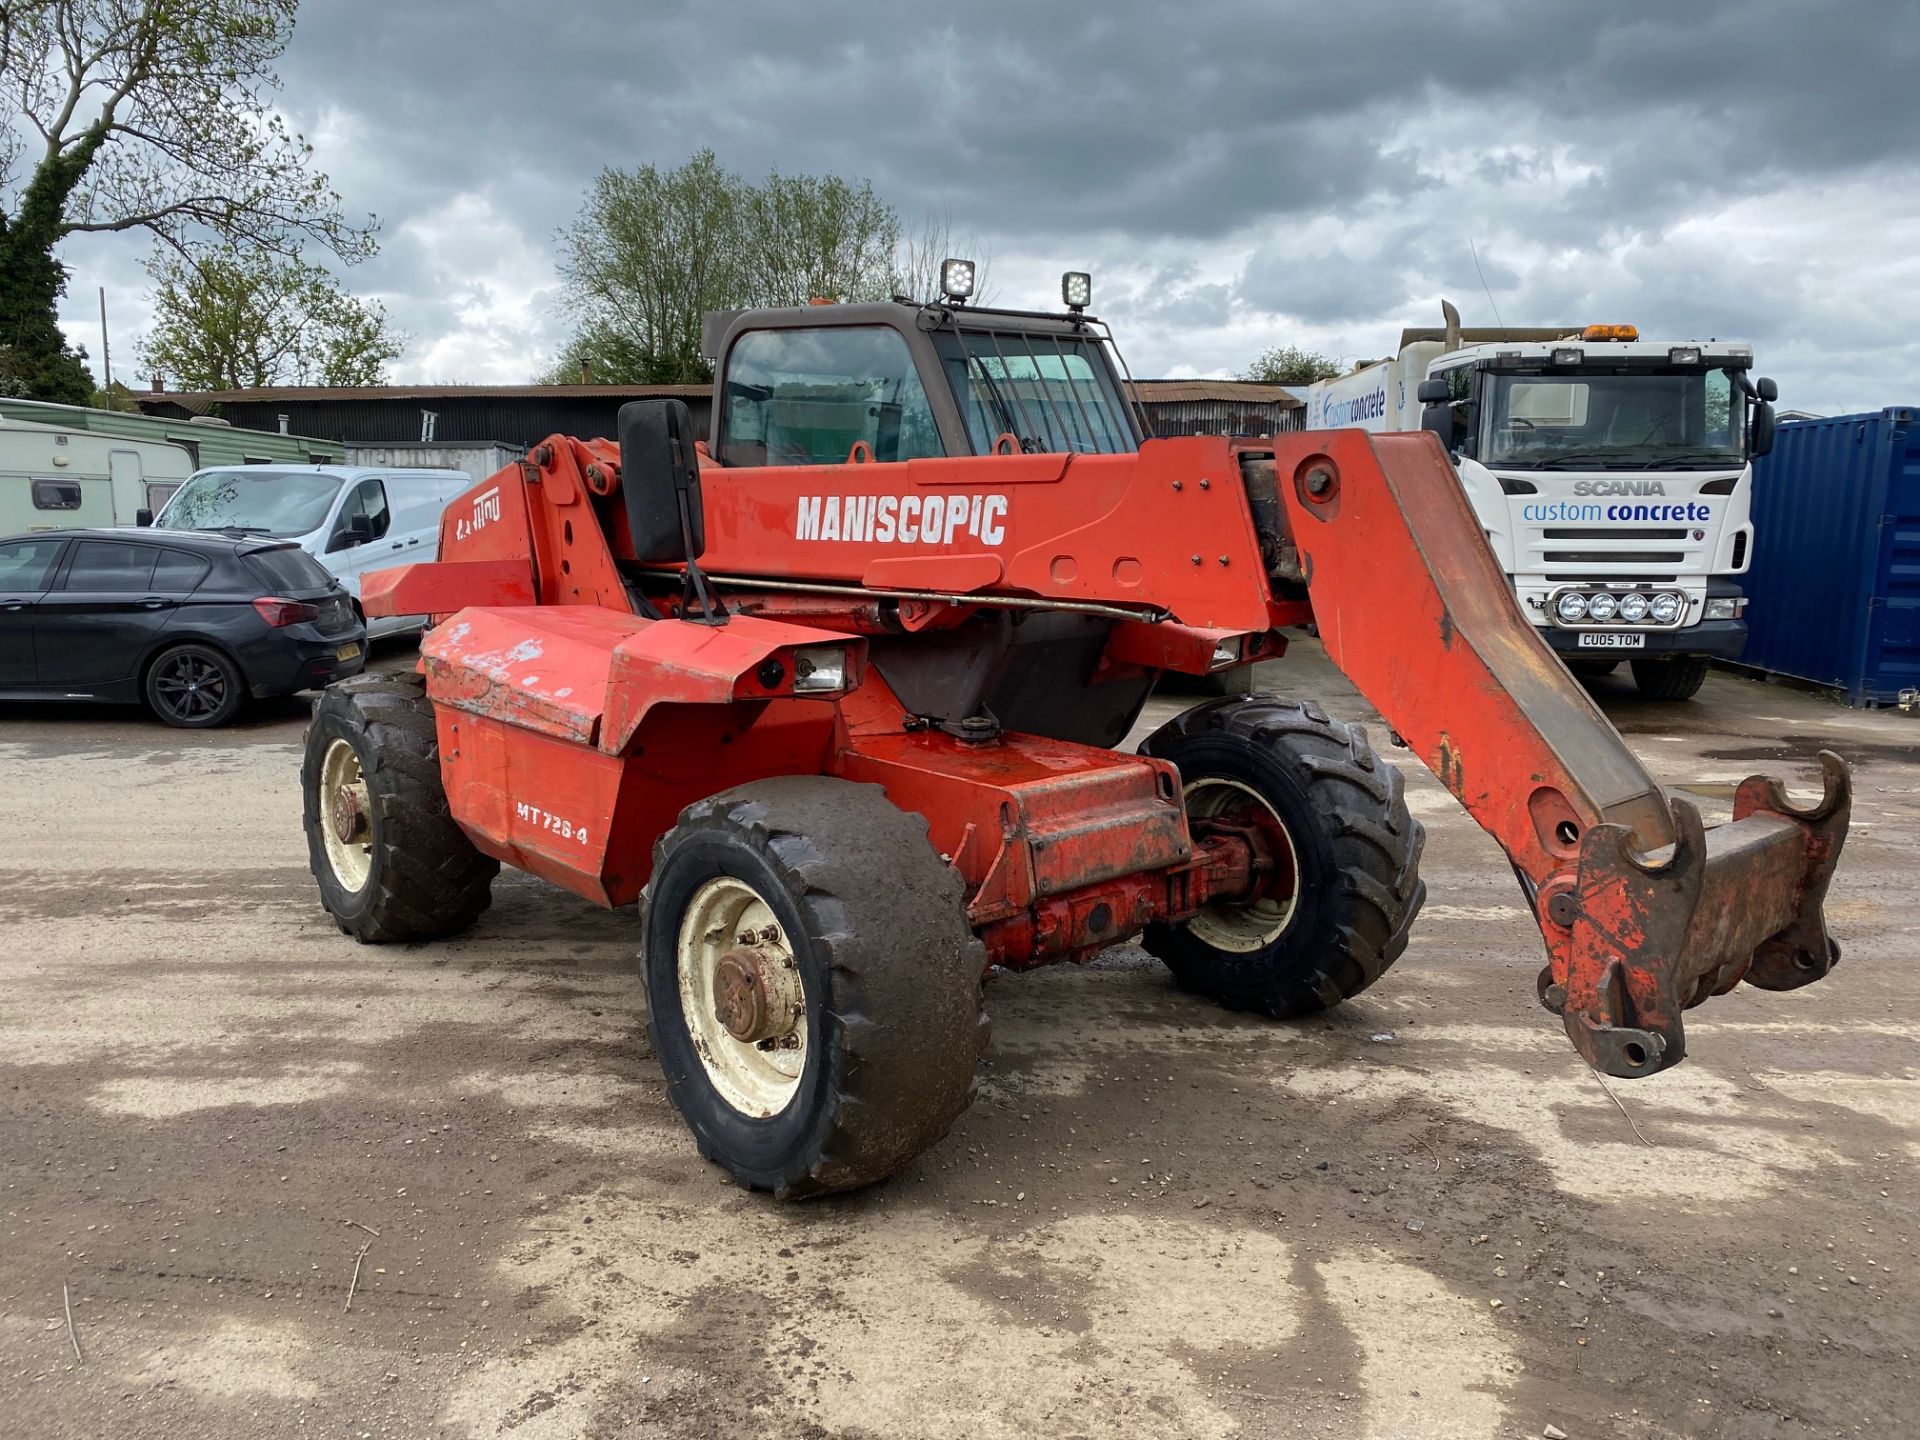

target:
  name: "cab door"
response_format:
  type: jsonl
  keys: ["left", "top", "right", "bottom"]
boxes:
{"left": 0, "top": 536, "right": 67, "bottom": 688}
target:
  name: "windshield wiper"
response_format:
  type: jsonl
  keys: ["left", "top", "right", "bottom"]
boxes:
{"left": 1640, "top": 451, "right": 1745, "bottom": 469}
{"left": 197, "top": 524, "right": 272, "bottom": 533}
{"left": 1521, "top": 450, "right": 1643, "bottom": 470}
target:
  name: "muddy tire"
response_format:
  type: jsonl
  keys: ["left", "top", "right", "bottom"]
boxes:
{"left": 642, "top": 776, "right": 987, "bottom": 1199}
{"left": 1139, "top": 695, "right": 1425, "bottom": 1017}
{"left": 1631, "top": 656, "right": 1710, "bottom": 701}
{"left": 302, "top": 673, "right": 498, "bottom": 943}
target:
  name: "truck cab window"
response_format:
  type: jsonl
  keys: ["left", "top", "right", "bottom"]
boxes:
{"left": 721, "top": 327, "right": 943, "bottom": 467}
{"left": 335, "top": 479, "right": 391, "bottom": 544}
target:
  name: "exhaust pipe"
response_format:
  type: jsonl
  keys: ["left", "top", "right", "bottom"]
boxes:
{"left": 1441, "top": 298, "right": 1462, "bottom": 354}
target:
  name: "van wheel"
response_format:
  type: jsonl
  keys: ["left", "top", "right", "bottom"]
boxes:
{"left": 145, "top": 643, "right": 245, "bottom": 728}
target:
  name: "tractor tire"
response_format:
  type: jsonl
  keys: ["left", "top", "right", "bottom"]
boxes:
{"left": 1631, "top": 656, "right": 1710, "bottom": 701}
{"left": 1139, "top": 695, "right": 1425, "bottom": 1018}
{"left": 302, "top": 673, "right": 498, "bottom": 944}
{"left": 642, "top": 776, "right": 987, "bottom": 1199}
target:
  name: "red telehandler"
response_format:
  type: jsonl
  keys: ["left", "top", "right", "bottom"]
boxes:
{"left": 302, "top": 278, "right": 1850, "bottom": 1197}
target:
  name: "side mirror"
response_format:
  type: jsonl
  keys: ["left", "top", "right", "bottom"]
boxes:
{"left": 1416, "top": 378, "right": 1449, "bottom": 404}
{"left": 1750, "top": 400, "right": 1777, "bottom": 459}
{"left": 1420, "top": 403, "right": 1456, "bottom": 450}
{"left": 135, "top": 508, "right": 153, "bottom": 528}
{"left": 619, "top": 398, "right": 704, "bottom": 563}
{"left": 1755, "top": 376, "right": 1778, "bottom": 403}
{"left": 329, "top": 514, "right": 374, "bottom": 553}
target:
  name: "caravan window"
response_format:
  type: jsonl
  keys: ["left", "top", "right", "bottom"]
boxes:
{"left": 31, "top": 479, "right": 82, "bottom": 511}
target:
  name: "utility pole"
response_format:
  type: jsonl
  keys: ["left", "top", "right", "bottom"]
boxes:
{"left": 98, "top": 287, "right": 111, "bottom": 398}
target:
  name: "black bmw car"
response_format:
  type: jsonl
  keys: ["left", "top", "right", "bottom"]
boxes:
{"left": 0, "top": 528, "right": 367, "bottom": 728}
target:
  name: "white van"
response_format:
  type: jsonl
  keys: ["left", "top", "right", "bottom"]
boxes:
{"left": 0, "top": 420, "right": 194, "bottom": 534}
{"left": 152, "top": 465, "right": 471, "bottom": 638}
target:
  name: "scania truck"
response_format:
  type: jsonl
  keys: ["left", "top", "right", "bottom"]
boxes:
{"left": 1305, "top": 304, "right": 1778, "bottom": 699}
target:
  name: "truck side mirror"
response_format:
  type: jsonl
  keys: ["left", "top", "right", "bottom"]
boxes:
{"left": 1756, "top": 376, "right": 1779, "bottom": 403}
{"left": 1420, "top": 402, "right": 1456, "bottom": 450}
{"left": 1416, "top": 378, "right": 1449, "bottom": 404}
{"left": 619, "top": 398, "right": 705, "bottom": 563}
{"left": 1751, "top": 400, "right": 1777, "bottom": 459}
{"left": 135, "top": 508, "right": 153, "bottom": 528}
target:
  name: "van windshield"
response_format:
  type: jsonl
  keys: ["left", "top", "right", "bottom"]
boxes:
{"left": 157, "top": 470, "right": 343, "bottom": 537}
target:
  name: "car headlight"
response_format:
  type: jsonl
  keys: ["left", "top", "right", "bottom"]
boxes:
{"left": 1650, "top": 592, "right": 1684, "bottom": 625}
{"left": 1555, "top": 592, "right": 1589, "bottom": 623}
{"left": 1618, "top": 592, "right": 1651, "bottom": 623}
{"left": 1586, "top": 592, "right": 1618, "bottom": 621}
{"left": 1704, "top": 597, "right": 1742, "bottom": 621}
{"left": 791, "top": 646, "right": 849, "bottom": 693}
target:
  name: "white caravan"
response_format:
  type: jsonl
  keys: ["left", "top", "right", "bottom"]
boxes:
{"left": 153, "top": 465, "right": 471, "bottom": 638}
{"left": 0, "top": 419, "right": 193, "bottom": 535}
{"left": 1306, "top": 306, "right": 1777, "bottom": 699}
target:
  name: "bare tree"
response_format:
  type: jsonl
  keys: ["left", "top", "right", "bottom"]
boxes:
{"left": 893, "top": 208, "right": 995, "bottom": 305}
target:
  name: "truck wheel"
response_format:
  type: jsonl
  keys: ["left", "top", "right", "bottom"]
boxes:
{"left": 643, "top": 777, "right": 987, "bottom": 1199}
{"left": 1631, "top": 656, "right": 1710, "bottom": 701}
{"left": 1139, "top": 696, "right": 1425, "bottom": 1017}
{"left": 302, "top": 673, "right": 498, "bottom": 943}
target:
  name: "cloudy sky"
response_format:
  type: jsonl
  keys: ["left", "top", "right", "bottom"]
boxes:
{"left": 50, "top": 1, "right": 1920, "bottom": 414}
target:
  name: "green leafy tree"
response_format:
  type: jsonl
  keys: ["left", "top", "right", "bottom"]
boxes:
{"left": 137, "top": 246, "right": 403, "bottom": 389}
{"left": 0, "top": 1, "right": 377, "bottom": 402}
{"left": 1241, "top": 344, "right": 1343, "bottom": 385}
{"left": 552, "top": 150, "right": 902, "bottom": 385}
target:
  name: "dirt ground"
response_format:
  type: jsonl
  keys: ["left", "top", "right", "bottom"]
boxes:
{"left": 1, "top": 639, "right": 1915, "bottom": 1440}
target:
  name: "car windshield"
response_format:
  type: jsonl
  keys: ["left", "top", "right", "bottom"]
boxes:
{"left": 931, "top": 330, "right": 1137, "bottom": 455}
{"left": 156, "top": 470, "right": 343, "bottom": 537}
{"left": 1481, "top": 368, "right": 1747, "bottom": 469}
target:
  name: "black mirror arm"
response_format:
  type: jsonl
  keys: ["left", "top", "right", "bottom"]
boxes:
{"left": 677, "top": 487, "right": 728, "bottom": 625}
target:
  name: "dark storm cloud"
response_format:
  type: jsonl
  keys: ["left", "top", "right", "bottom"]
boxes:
{"left": 58, "top": 0, "right": 1915, "bottom": 407}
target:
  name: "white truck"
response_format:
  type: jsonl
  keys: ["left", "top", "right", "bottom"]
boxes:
{"left": 1305, "top": 305, "right": 1778, "bottom": 699}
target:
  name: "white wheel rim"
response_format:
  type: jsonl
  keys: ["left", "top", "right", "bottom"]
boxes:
{"left": 676, "top": 875, "right": 808, "bottom": 1117}
{"left": 1183, "top": 777, "right": 1300, "bottom": 952}
{"left": 318, "top": 737, "right": 374, "bottom": 893}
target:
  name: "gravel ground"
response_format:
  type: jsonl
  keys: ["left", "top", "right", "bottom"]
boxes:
{"left": 0, "top": 638, "right": 1914, "bottom": 1439}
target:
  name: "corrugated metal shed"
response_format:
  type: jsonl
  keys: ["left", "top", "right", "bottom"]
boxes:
{"left": 136, "top": 384, "right": 714, "bottom": 449}
{"left": 0, "top": 396, "right": 344, "bottom": 468}
{"left": 1744, "top": 407, "right": 1920, "bottom": 705}
{"left": 1128, "top": 379, "right": 1303, "bottom": 438}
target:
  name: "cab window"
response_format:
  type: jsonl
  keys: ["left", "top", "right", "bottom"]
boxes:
{"left": 0, "top": 537, "right": 65, "bottom": 592}
{"left": 721, "top": 326, "right": 943, "bottom": 467}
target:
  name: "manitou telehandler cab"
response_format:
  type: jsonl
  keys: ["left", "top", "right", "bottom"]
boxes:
{"left": 302, "top": 264, "right": 1850, "bottom": 1198}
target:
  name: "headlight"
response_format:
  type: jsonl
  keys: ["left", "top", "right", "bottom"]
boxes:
{"left": 940, "top": 257, "right": 976, "bottom": 300}
{"left": 1650, "top": 592, "right": 1684, "bottom": 625}
{"left": 1668, "top": 346, "right": 1702, "bottom": 365}
{"left": 1555, "top": 592, "right": 1589, "bottom": 623}
{"left": 1586, "top": 592, "right": 1618, "bottom": 621}
{"left": 1704, "top": 597, "right": 1742, "bottom": 621}
{"left": 791, "top": 646, "right": 849, "bottom": 693}
{"left": 1062, "top": 271, "right": 1092, "bottom": 309}
{"left": 1552, "top": 347, "right": 1582, "bottom": 366}
{"left": 1209, "top": 637, "right": 1243, "bottom": 670}
{"left": 1618, "top": 592, "right": 1651, "bottom": 622}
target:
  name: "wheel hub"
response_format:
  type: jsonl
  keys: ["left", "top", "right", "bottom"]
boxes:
{"left": 330, "top": 784, "right": 368, "bottom": 844}
{"left": 713, "top": 945, "right": 802, "bottom": 1044}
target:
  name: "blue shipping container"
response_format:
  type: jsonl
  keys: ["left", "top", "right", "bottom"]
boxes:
{"left": 1745, "top": 407, "right": 1920, "bottom": 705}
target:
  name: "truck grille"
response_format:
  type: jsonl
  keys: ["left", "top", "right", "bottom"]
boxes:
{"left": 1545, "top": 550, "right": 1686, "bottom": 564}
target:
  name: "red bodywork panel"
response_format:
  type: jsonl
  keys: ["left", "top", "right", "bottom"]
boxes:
{"left": 369, "top": 424, "right": 1849, "bottom": 1078}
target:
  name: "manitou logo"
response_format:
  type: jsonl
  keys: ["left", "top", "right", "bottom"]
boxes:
{"left": 454, "top": 486, "right": 502, "bottom": 540}
{"left": 796, "top": 493, "right": 1008, "bottom": 546}
{"left": 1572, "top": 479, "right": 1668, "bottom": 497}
